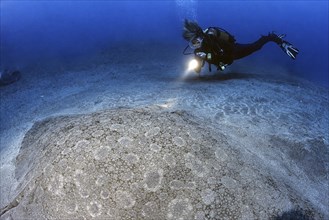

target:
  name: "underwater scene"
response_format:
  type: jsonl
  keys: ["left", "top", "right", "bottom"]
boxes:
{"left": 0, "top": 1, "right": 328, "bottom": 219}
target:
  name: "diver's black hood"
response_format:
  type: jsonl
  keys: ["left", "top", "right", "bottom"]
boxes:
{"left": 182, "top": 19, "right": 204, "bottom": 42}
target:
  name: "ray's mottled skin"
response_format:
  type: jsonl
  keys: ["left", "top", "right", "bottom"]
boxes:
{"left": 0, "top": 108, "right": 322, "bottom": 219}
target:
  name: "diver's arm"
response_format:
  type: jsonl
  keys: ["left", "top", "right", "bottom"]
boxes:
{"left": 193, "top": 32, "right": 228, "bottom": 72}
{"left": 193, "top": 51, "right": 206, "bottom": 73}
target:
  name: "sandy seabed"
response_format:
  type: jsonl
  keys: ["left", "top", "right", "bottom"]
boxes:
{"left": 0, "top": 44, "right": 328, "bottom": 219}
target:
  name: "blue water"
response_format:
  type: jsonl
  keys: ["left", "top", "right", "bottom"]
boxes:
{"left": 1, "top": 0, "right": 328, "bottom": 87}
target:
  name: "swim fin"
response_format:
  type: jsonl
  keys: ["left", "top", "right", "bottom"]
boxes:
{"left": 268, "top": 32, "right": 299, "bottom": 59}
{"left": 280, "top": 41, "right": 299, "bottom": 59}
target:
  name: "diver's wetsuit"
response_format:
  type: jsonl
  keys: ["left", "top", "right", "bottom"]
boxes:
{"left": 196, "top": 28, "right": 282, "bottom": 68}
{"left": 233, "top": 35, "right": 281, "bottom": 60}
{"left": 183, "top": 19, "right": 299, "bottom": 72}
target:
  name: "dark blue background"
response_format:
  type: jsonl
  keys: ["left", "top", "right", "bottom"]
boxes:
{"left": 1, "top": 1, "right": 328, "bottom": 87}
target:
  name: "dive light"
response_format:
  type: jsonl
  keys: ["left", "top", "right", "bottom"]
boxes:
{"left": 188, "top": 59, "right": 199, "bottom": 71}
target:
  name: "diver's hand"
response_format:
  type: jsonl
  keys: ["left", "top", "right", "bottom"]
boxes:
{"left": 195, "top": 58, "right": 204, "bottom": 73}
{"left": 191, "top": 52, "right": 206, "bottom": 73}
{"left": 195, "top": 52, "right": 206, "bottom": 59}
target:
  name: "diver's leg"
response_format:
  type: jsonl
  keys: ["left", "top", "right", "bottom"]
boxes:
{"left": 233, "top": 33, "right": 299, "bottom": 60}
{"left": 232, "top": 35, "right": 276, "bottom": 60}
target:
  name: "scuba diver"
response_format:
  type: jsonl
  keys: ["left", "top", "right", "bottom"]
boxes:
{"left": 182, "top": 19, "right": 299, "bottom": 73}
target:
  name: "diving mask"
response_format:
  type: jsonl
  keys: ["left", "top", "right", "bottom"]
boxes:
{"left": 189, "top": 36, "right": 203, "bottom": 49}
